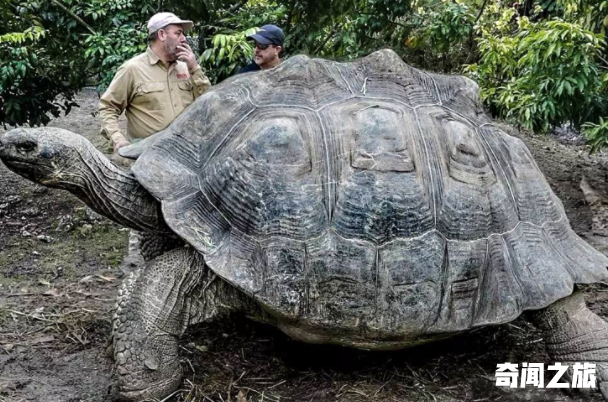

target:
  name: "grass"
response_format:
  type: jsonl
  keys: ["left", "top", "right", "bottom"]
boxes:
{"left": 0, "top": 221, "right": 127, "bottom": 283}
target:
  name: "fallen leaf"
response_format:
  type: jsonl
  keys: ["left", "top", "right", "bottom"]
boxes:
{"left": 236, "top": 390, "right": 247, "bottom": 402}
{"left": 95, "top": 274, "right": 116, "bottom": 282}
{"left": 43, "top": 288, "right": 61, "bottom": 297}
{"left": 79, "top": 275, "right": 94, "bottom": 283}
{"left": 30, "top": 335, "right": 55, "bottom": 345}
{"left": 74, "top": 289, "right": 105, "bottom": 298}
{"left": 194, "top": 344, "right": 209, "bottom": 353}
{"left": 0, "top": 343, "right": 14, "bottom": 352}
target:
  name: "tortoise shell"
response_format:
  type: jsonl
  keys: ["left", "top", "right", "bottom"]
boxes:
{"left": 133, "top": 50, "right": 608, "bottom": 339}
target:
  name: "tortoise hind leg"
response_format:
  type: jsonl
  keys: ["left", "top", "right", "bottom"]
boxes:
{"left": 111, "top": 248, "right": 241, "bottom": 401}
{"left": 531, "top": 290, "right": 608, "bottom": 400}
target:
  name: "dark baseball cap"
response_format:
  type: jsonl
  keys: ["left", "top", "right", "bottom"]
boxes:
{"left": 247, "top": 25, "right": 284, "bottom": 46}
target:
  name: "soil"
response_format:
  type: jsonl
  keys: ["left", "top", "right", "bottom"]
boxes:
{"left": 2, "top": 89, "right": 608, "bottom": 402}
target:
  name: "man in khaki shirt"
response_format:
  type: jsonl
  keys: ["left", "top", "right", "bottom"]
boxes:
{"left": 99, "top": 12, "right": 211, "bottom": 268}
{"left": 99, "top": 12, "right": 211, "bottom": 152}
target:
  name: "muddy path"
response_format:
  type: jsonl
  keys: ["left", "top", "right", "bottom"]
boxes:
{"left": 1, "top": 89, "right": 608, "bottom": 402}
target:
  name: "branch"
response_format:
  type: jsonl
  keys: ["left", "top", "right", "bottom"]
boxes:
{"left": 467, "top": 0, "right": 489, "bottom": 58}
{"left": 285, "top": 0, "right": 295, "bottom": 37}
{"left": 227, "top": 0, "right": 250, "bottom": 15}
{"left": 388, "top": 20, "right": 412, "bottom": 29}
{"left": 314, "top": 30, "right": 337, "bottom": 54}
{"left": 475, "top": 0, "right": 489, "bottom": 24}
{"left": 49, "top": 0, "right": 96, "bottom": 35}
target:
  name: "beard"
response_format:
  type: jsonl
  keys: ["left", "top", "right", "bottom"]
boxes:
{"left": 164, "top": 37, "right": 179, "bottom": 61}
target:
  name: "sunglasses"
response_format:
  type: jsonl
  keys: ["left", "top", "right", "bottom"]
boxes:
{"left": 254, "top": 43, "right": 272, "bottom": 50}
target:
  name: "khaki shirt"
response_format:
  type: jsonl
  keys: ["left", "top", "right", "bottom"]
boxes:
{"left": 99, "top": 47, "right": 211, "bottom": 145}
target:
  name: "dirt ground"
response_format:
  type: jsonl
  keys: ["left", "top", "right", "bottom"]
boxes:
{"left": 2, "top": 89, "right": 608, "bottom": 402}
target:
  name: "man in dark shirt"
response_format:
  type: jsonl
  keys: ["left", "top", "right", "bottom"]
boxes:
{"left": 238, "top": 25, "right": 284, "bottom": 74}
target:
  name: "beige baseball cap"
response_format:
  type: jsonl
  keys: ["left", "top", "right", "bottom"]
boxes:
{"left": 147, "top": 12, "right": 193, "bottom": 35}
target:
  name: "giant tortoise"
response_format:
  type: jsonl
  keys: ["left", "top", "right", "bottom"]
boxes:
{"left": 1, "top": 50, "right": 608, "bottom": 401}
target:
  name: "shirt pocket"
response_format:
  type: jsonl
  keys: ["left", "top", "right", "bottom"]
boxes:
{"left": 133, "top": 82, "right": 166, "bottom": 110}
{"left": 177, "top": 81, "right": 195, "bottom": 108}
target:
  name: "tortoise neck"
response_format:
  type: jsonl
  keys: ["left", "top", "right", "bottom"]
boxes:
{"left": 68, "top": 143, "right": 170, "bottom": 234}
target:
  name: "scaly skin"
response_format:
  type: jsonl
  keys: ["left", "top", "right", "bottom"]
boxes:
{"left": 139, "top": 232, "right": 183, "bottom": 262}
{"left": 0, "top": 127, "right": 170, "bottom": 234}
{"left": 0, "top": 127, "right": 257, "bottom": 400}
{"left": 4, "top": 121, "right": 608, "bottom": 402}
{"left": 112, "top": 247, "right": 248, "bottom": 401}
{"left": 532, "top": 291, "right": 608, "bottom": 399}
{"left": 112, "top": 248, "right": 200, "bottom": 400}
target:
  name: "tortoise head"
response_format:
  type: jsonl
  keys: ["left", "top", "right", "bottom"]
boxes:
{"left": 0, "top": 127, "right": 91, "bottom": 188}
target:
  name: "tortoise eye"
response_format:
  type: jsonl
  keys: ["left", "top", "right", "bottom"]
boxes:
{"left": 16, "top": 140, "right": 37, "bottom": 153}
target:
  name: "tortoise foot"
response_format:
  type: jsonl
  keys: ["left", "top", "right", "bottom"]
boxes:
{"left": 555, "top": 361, "right": 608, "bottom": 401}
{"left": 113, "top": 328, "right": 182, "bottom": 401}
{"left": 115, "top": 373, "right": 181, "bottom": 402}
{"left": 595, "top": 363, "right": 608, "bottom": 401}
{"left": 533, "top": 291, "right": 608, "bottom": 400}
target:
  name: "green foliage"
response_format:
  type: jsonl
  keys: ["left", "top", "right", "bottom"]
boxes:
{"left": 469, "top": 14, "right": 604, "bottom": 132}
{"left": 555, "top": 0, "right": 608, "bottom": 32}
{"left": 0, "top": 0, "right": 83, "bottom": 127}
{"left": 583, "top": 117, "right": 608, "bottom": 153}
{"left": 0, "top": 26, "right": 46, "bottom": 44}
{"left": 425, "top": 2, "right": 474, "bottom": 51}
{"left": 201, "top": 28, "right": 257, "bottom": 81}
{"left": 0, "top": 0, "right": 156, "bottom": 126}
{"left": 196, "top": 0, "right": 289, "bottom": 82}
{"left": 3, "top": 0, "right": 608, "bottom": 152}
{"left": 59, "top": 0, "right": 155, "bottom": 91}
{"left": 402, "top": 0, "right": 477, "bottom": 71}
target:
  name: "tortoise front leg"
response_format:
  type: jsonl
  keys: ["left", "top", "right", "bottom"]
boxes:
{"left": 139, "top": 232, "right": 184, "bottom": 262}
{"left": 112, "top": 248, "right": 241, "bottom": 401}
{"left": 531, "top": 290, "right": 608, "bottom": 400}
{"left": 112, "top": 248, "right": 198, "bottom": 400}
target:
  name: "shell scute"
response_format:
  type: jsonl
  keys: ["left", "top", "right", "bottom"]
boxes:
{"left": 133, "top": 50, "right": 608, "bottom": 338}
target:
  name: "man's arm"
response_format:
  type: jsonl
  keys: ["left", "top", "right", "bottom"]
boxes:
{"left": 99, "top": 65, "right": 134, "bottom": 151}
{"left": 177, "top": 44, "right": 211, "bottom": 98}
{"left": 189, "top": 65, "right": 212, "bottom": 98}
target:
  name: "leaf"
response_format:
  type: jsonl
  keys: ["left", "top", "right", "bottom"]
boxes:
{"left": 95, "top": 274, "right": 116, "bottom": 282}
{"left": 202, "top": 48, "right": 212, "bottom": 62}
{"left": 1, "top": 343, "right": 15, "bottom": 352}
{"left": 236, "top": 391, "right": 247, "bottom": 402}
{"left": 194, "top": 344, "right": 208, "bottom": 353}
{"left": 79, "top": 275, "right": 95, "bottom": 283}
{"left": 244, "top": 27, "right": 258, "bottom": 36}
{"left": 43, "top": 288, "right": 61, "bottom": 297}
{"left": 30, "top": 335, "right": 55, "bottom": 344}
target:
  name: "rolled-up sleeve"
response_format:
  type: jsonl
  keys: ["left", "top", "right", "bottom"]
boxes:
{"left": 189, "top": 66, "right": 212, "bottom": 99}
{"left": 99, "top": 65, "right": 133, "bottom": 145}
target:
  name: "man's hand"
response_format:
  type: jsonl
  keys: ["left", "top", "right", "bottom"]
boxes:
{"left": 113, "top": 139, "right": 130, "bottom": 153}
{"left": 111, "top": 140, "right": 133, "bottom": 168}
{"left": 176, "top": 44, "right": 198, "bottom": 72}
